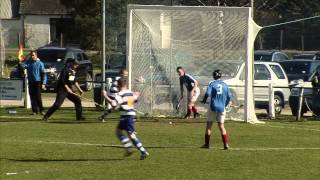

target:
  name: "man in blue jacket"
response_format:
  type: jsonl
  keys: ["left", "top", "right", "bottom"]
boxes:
{"left": 21, "top": 50, "right": 47, "bottom": 115}
{"left": 201, "top": 70, "right": 231, "bottom": 149}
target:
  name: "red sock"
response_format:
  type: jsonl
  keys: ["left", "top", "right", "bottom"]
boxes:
{"left": 192, "top": 106, "right": 198, "bottom": 113}
{"left": 222, "top": 134, "right": 228, "bottom": 145}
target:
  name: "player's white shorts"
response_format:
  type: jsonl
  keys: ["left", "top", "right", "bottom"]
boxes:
{"left": 187, "top": 87, "right": 200, "bottom": 103}
{"left": 207, "top": 109, "right": 226, "bottom": 123}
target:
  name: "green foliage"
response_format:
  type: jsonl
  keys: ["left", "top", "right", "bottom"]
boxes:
{"left": 61, "top": 0, "right": 320, "bottom": 50}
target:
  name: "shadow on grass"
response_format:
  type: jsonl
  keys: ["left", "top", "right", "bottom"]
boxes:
{"left": 1, "top": 158, "right": 123, "bottom": 162}
{"left": 0, "top": 119, "right": 41, "bottom": 123}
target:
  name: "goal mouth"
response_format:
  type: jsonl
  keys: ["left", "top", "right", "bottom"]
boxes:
{"left": 127, "top": 5, "right": 262, "bottom": 123}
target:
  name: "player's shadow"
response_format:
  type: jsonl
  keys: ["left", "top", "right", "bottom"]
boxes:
{"left": 2, "top": 158, "right": 123, "bottom": 162}
{"left": 0, "top": 119, "right": 41, "bottom": 123}
{"left": 47, "top": 118, "right": 119, "bottom": 124}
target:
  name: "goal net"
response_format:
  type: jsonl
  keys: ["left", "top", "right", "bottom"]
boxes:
{"left": 127, "top": 5, "right": 262, "bottom": 123}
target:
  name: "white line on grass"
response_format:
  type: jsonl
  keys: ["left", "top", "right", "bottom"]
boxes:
{"left": 229, "top": 147, "right": 320, "bottom": 151}
{"left": 30, "top": 141, "right": 320, "bottom": 151}
{"left": 254, "top": 124, "right": 320, "bottom": 132}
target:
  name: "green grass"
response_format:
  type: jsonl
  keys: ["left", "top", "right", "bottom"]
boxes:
{"left": 0, "top": 108, "right": 319, "bottom": 180}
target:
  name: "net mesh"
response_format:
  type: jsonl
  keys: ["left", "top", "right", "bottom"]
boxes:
{"left": 128, "top": 6, "right": 258, "bottom": 121}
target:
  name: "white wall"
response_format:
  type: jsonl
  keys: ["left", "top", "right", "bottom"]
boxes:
{"left": 24, "top": 15, "right": 61, "bottom": 49}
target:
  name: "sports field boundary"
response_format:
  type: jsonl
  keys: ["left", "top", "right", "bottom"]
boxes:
{"left": 17, "top": 140, "right": 320, "bottom": 151}
{"left": 254, "top": 123, "right": 320, "bottom": 132}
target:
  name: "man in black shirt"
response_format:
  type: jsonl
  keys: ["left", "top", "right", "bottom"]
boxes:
{"left": 311, "top": 68, "right": 320, "bottom": 116}
{"left": 177, "top": 66, "right": 200, "bottom": 118}
{"left": 42, "top": 58, "right": 84, "bottom": 121}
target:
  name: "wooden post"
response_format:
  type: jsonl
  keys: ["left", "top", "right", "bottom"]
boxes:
{"left": 60, "top": 33, "right": 63, "bottom": 48}
{"left": 24, "top": 69, "right": 31, "bottom": 109}
{"left": 268, "top": 83, "right": 275, "bottom": 119}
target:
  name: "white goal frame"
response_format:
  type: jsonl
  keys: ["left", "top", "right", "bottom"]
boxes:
{"left": 126, "top": 5, "right": 262, "bottom": 123}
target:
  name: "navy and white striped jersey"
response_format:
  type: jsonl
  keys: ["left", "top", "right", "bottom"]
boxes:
{"left": 108, "top": 77, "right": 121, "bottom": 98}
{"left": 111, "top": 89, "right": 138, "bottom": 116}
{"left": 179, "top": 73, "right": 197, "bottom": 91}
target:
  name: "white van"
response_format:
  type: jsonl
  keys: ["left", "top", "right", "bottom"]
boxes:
{"left": 196, "top": 61, "right": 290, "bottom": 114}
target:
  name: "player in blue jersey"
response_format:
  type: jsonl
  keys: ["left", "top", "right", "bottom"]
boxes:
{"left": 176, "top": 66, "right": 200, "bottom": 119}
{"left": 102, "top": 78, "right": 149, "bottom": 160}
{"left": 201, "top": 70, "right": 231, "bottom": 150}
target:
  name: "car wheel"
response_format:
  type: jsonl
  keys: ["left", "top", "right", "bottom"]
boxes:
{"left": 83, "top": 73, "right": 93, "bottom": 91}
{"left": 274, "top": 95, "right": 283, "bottom": 115}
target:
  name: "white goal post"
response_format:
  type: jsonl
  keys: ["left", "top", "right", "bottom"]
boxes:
{"left": 126, "top": 5, "right": 262, "bottom": 123}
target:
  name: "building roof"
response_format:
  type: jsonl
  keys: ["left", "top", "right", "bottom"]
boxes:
{"left": 19, "top": 0, "right": 69, "bottom": 15}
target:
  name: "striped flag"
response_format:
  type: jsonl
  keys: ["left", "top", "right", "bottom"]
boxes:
{"left": 18, "top": 45, "right": 24, "bottom": 62}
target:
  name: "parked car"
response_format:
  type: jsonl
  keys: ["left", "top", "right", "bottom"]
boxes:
{"left": 254, "top": 50, "right": 289, "bottom": 62}
{"left": 292, "top": 52, "right": 320, "bottom": 60}
{"left": 279, "top": 60, "right": 320, "bottom": 82}
{"left": 93, "top": 53, "right": 126, "bottom": 105}
{"left": 288, "top": 67, "right": 320, "bottom": 116}
{"left": 195, "top": 61, "right": 290, "bottom": 114}
{"left": 10, "top": 47, "right": 93, "bottom": 91}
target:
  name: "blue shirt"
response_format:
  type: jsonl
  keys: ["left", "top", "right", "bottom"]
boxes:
{"left": 21, "top": 59, "right": 47, "bottom": 84}
{"left": 203, "top": 80, "right": 231, "bottom": 112}
{"left": 179, "top": 73, "right": 197, "bottom": 91}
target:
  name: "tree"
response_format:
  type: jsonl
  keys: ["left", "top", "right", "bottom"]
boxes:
{"left": 60, "top": 0, "right": 102, "bottom": 50}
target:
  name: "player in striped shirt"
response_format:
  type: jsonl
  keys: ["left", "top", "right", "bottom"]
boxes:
{"left": 176, "top": 66, "right": 201, "bottom": 118}
{"left": 102, "top": 78, "right": 149, "bottom": 160}
{"left": 100, "top": 69, "right": 128, "bottom": 121}
{"left": 201, "top": 70, "right": 231, "bottom": 150}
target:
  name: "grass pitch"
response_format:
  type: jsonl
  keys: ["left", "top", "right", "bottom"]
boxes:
{"left": 0, "top": 108, "right": 319, "bottom": 180}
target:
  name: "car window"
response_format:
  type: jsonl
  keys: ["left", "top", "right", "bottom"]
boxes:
{"left": 65, "top": 51, "right": 75, "bottom": 59}
{"left": 254, "top": 64, "right": 271, "bottom": 80}
{"left": 281, "top": 62, "right": 311, "bottom": 74}
{"left": 273, "top": 54, "right": 280, "bottom": 61}
{"left": 37, "top": 49, "right": 66, "bottom": 63}
{"left": 254, "top": 54, "right": 272, "bottom": 61}
{"left": 82, "top": 53, "right": 88, "bottom": 60}
{"left": 310, "top": 64, "right": 320, "bottom": 73}
{"left": 277, "top": 53, "right": 288, "bottom": 61}
{"left": 76, "top": 52, "right": 83, "bottom": 61}
{"left": 106, "top": 54, "right": 126, "bottom": 70}
{"left": 270, "top": 65, "right": 286, "bottom": 79}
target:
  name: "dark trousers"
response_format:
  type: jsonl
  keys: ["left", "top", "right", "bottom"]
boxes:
{"left": 45, "top": 89, "right": 83, "bottom": 120}
{"left": 28, "top": 81, "right": 44, "bottom": 113}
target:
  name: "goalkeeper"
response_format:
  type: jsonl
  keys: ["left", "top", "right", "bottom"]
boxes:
{"left": 102, "top": 78, "right": 149, "bottom": 160}
{"left": 176, "top": 66, "right": 200, "bottom": 119}
{"left": 201, "top": 70, "right": 231, "bottom": 150}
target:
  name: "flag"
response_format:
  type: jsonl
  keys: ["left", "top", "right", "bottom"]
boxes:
{"left": 18, "top": 45, "right": 24, "bottom": 62}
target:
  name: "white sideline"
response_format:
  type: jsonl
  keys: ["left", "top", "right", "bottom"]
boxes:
{"left": 255, "top": 124, "right": 320, "bottom": 132}
{"left": 30, "top": 141, "right": 320, "bottom": 151}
